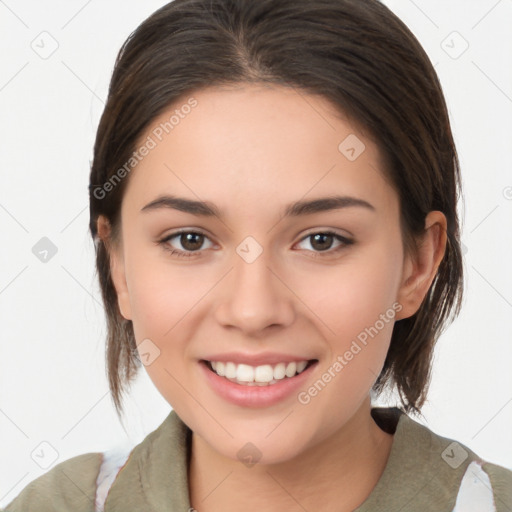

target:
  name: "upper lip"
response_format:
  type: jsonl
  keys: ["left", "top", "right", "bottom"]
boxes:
{"left": 201, "top": 352, "right": 317, "bottom": 366}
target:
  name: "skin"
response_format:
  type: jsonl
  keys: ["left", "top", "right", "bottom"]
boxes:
{"left": 97, "top": 84, "right": 447, "bottom": 512}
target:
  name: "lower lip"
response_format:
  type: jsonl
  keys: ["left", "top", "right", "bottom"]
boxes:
{"left": 199, "top": 360, "right": 318, "bottom": 408}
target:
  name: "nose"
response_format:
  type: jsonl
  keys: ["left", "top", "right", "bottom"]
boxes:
{"left": 214, "top": 247, "right": 295, "bottom": 336}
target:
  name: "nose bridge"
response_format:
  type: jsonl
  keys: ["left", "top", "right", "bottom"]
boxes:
{"left": 214, "top": 237, "right": 295, "bottom": 333}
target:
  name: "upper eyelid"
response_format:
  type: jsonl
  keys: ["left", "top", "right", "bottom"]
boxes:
{"left": 298, "top": 227, "right": 353, "bottom": 240}
{"left": 162, "top": 228, "right": 213, "bottom": 242}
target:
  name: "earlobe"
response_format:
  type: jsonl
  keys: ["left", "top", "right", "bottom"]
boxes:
{"left": 395, "top": 211, "right": 448, "bottom": 320}
{"left": 96, "top": 215, "right": 132, "bottom": 321}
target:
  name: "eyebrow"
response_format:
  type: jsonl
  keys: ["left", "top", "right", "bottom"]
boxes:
{"left": 140, "top": 194, "right": 375, "bottom": 218}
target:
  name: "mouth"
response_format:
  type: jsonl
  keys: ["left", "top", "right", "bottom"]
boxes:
{"left": 199, "top": 357, "right": 319, "bottom": 408}
{"left": 200, "top": 359, "right": 318, "bottom": 387}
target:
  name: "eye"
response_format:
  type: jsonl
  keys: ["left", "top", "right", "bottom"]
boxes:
{"left": 157, "top": 229, "right": 354, "bottom": 259}
{"left": 157, "top": 230, "right": 214, "bottom": 258}
{"left": 295, "top": 231, "right": 354, "bottom": 257}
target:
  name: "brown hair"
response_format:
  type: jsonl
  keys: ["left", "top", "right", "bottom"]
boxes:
{"left": 89, "top": 0, "right": 464, "bottom": 419}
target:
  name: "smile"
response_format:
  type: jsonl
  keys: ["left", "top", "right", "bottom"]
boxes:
{"left": 200, "top": 359, "right": 319, "bottom": 408}
{"left": 206, "top": 360, "right": 313, "bottom": 385}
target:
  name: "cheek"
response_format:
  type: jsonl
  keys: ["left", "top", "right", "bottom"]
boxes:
{"left": 125, "top": 229, "right": 403, "bottom": 346}
{"left": 124, "top": 255, "right": 199, "bottom": 407}
{"left": 124, "top": 242, "right": 202, "bottom": 338}
{"left": 292, "top": 258, "right": 401, "bottom": 428}
{"left": 300, "top": 248, "right": 402, "bottom": 341}
{"left": 291, "top": 241, "right": 403, "bottom": 407}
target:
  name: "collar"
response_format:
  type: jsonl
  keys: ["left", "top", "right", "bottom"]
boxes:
{"left": 105, "top": 407, "right": 471, "bottom": 511}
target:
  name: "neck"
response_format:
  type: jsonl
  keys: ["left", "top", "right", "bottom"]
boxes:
{"left": 187, "top": 397, "right": 394, "bottom": 512}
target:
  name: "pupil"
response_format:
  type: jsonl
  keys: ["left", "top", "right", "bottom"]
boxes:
{"left": 182, "top": 233, "right": 202, "bottom": 251}
{"left": 312, "top": 233, "right": 332, "bottom": 251}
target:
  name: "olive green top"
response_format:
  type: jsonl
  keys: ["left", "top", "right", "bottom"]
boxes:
{"left": 3, "top": 407, "right": 511, "bottom": 511}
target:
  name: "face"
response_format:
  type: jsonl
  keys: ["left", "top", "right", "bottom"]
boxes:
{"left": 103, "top": 84, "right": 431, "bottom": 464}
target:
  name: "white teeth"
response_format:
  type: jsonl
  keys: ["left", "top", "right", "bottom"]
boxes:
{"left": 273, "top": 363, "right": 286, "bottom": 379}
{"left": 236, "top": 364, "right": 255, "bottom": 382}
{"left": 225, "top": 362, "right": 237, "bottom": 379}
{"left": 215, "top": 361, "right": 225, "bottom": 376}
{"left": 285, "top": 362, "right": 297, "bottom": 377}
{"left": 254, "top": 365, "right": 274, "bottom": 383}
{"left": 296, "top": 361, "right": 308, "bottom": 373}
{"left": 208, "top": 359, "right": 312, "bottom": 384}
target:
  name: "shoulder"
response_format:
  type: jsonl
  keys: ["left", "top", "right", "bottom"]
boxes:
{"left": 399, "top": 412, "right": 512, "bottom": 511}
{"left": 478, "top": 461, "right": 512, "bottom": 511}
{"left": 369, "top": 408, "right": 511, "bottom": 511}
{"left": 2, "top": 452, "right": 103, "bottom": 512}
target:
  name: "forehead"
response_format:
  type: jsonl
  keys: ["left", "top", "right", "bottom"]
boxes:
{"left": 122, "top": 84, "right": 397, "bottom": 219}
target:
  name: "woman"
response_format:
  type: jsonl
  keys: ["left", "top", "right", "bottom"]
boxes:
{"left": 4, "top": 0, "right": 511, "bottom": 511}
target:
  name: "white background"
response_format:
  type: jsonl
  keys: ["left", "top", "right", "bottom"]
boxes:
{"left": 1, "top": 0, "right": 511, "bottom": 507}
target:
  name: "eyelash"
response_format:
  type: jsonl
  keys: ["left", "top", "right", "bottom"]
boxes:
{"left": 157, "top": 229, "right": 354, "bottom": 259}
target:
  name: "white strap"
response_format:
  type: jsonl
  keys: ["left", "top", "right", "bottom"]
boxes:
{"left": 452, "top": 461, "right": 497, "bottom": 512}
{"left": 94, "top": 445, "right": 133, "bottom": 512}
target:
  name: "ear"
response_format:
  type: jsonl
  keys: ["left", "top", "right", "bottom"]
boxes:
{"left": 395, "top": 211, "right": 447, "bottom": 320}
{"left": 96, "top": 215, "right": 132, "bottom": 321}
